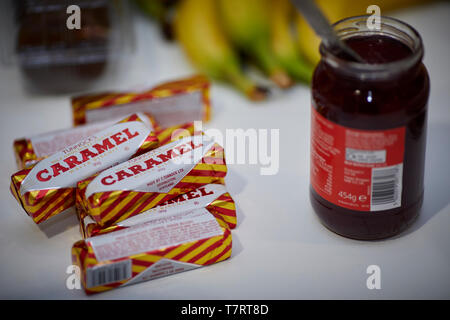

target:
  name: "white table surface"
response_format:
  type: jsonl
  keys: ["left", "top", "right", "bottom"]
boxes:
{"left": 0, "top": 3, "right": 449, "bottom": 299}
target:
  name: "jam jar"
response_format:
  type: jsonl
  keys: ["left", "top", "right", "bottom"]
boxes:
{"left": 310, "top": 16, "right": 430, "bottom": 240}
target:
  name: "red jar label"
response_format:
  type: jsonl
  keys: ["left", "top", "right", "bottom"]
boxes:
{"left": 310, "top": 107, "right": 405, "bottom": 212}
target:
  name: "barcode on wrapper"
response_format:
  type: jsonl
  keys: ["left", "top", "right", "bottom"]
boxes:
{"left": 86, "top": 260, "right": 132, "bottom": 288}
{"left": 370, "top": 164, "right": 403, "bottom": 211}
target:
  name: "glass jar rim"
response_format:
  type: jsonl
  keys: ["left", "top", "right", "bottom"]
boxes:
{"left": 319, "top": 15, "right": 424, "bottom": 80}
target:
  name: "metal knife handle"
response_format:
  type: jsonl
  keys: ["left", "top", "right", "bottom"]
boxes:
{"left": 290, "top": 0, "right": 365, "bottom": 63}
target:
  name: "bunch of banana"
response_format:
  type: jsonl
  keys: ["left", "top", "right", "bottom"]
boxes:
{"left": 217, "top": 0, "right": 293, "bottom": 89}
{"left": 174, "top": 0, "right": 268, "bottom": 101}
{"left": 139, "top": 0, "right": 434, "bottom": 100}
{"left": 270, "top": 0, "right": 314, "bottom": 83}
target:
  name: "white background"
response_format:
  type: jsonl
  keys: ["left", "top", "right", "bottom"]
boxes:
{"left": 0, "top": 3, "right": 449, "bottom": 299}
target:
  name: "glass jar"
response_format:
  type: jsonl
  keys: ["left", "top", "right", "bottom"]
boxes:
{"left": 310, "top": 15, "right": 430, "bottom": 240}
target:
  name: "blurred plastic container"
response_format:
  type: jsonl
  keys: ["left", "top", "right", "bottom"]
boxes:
{"left": 0, "top": 0, "right": 133, "bottom": 93}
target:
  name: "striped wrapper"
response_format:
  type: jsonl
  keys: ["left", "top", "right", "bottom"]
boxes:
{"left": 72, "top": 210, "right": 232, "bottom": 294}
{"left": 78, "top": 184, "right": 237, "bottom": 238}
{"left": 76, "top": 135, "right": 227, "bottom": 228}
{"left": 10, "top": 114, "right": 160, "bottom": 224}
{"left": 13, "top": 115, "right": 159, "bottom": 169}
{"left": 154, "top": 122, "right": 197, "bottom": 147}
{"left": 12, "top": 139, "right": 41, "bottom": 170}
{"left": 72, "top": 75, "right": 211, "bottom": 128}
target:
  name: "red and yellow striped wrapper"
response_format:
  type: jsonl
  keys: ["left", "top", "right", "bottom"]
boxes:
{"left": 13, "top": 139, "right": 40, "bottom": 170}
{"left": 76, "top": 134, "right": 227, "bottom": 228}
{"left": 10, "top": 113, "right": 160, "bottom": 224}
{"left": 78, "top": 184, "right": 237, "bottom": 238}
{"left": 72, "top": 208, "right": 232, "bottom": 294}
{"left": 155, "top": 122, "right": 197, "bottom": 147}
{"left": 13, "top": 115, "right": 159, "bottom": 169}
{"left": 72, "top": 75, "right": 211, "bottom": 128}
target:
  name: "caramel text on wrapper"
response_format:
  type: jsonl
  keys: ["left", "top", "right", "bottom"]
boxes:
{"left": 100, "top": 139, "right": 203, "bottom": 186}
{"left": 36, "top": 128, "right": 140, "bottom": 182}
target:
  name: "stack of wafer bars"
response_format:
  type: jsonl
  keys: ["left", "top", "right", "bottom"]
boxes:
{"left": 10, "top": 76, "right": 238, "bottom": 294}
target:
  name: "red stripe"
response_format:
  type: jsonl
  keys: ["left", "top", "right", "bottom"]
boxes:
{"left": 97, "top": 191, "right": 132, "bottom": 222}
{"left": 145, "top": 135, "right": 159, "bottom": 142}
{"left": 104, "top": 192, "right": 148, "bottom": 225}
{"left": 37, "top": 190, "right": 75, "bottom": 223}
{"left": 79, "top": 247, "right": 87, "bottom": 265}
{"left": 187, "top": 169, "right": 227, "bottom": 178}
{"left": 113, "top": 192, "right": 146, "bottom": 217}
{"left": 96, "top": 191, "right": 114, "bottom": 207}
{"left": 210, "top": 213, "right": 236, "bottom": 229}
{"left": 87, "top": 251, "right": 97, "bottom": 261}
{"left": 187, "top": 237, "right": 225, "bottom": 264}
{"left": 159, "top": 136, "right": 173, "bottom": 146}
{"left": 131, "top": 259, "right": 154, "bottom": 268}
{"left": 24, "top": 188, "right": 51, "bottom": 206}
{"left": 171, "top": 238, "right": 210, "bottom": 261}
{"left": 30, "top": 189, "right": 66, "bottom": 217}
{"left": 130, "top": 94, "right": 151, "bottom": 103}
{"left": 210, "top": 207, "right": 236, "bottom": 219}
{"left": 215, "top": 194, "right": 233, "bottom": 201}
{"left": 126, "top": 113, "right": 139, "bottom": 122}
{"left": 205, "top": 242, "right": 232, "bottom": 265}
{"left": 127, "top": 193, "right": 169, "bottom": 215}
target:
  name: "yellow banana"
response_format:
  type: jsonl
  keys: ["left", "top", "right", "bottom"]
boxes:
{"left": 174, "top": 0, "right": 267, "bottom": 101}
{"left": 217, "top": 0, "right": 293, "bottom": 89}
{"left": 296, "top": 0, "right": 436, "bottom": 65}
{"left": 270, "top": 0, "right": 314, "bottom": 83}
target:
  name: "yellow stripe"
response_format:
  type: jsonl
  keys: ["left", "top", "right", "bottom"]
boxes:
{"left": 215, "top": 247, "right": 232, "bottom": 263}
{"left": 85, "top": 257, "right": 98, "bottom": 266}
{"left": 114, "top": 94, "right": 136, "bottom": 105}
{"left": 217, "top": 214, "right": 236, "bottom": 224}
{"left": 168, "top": 188, "right": 182, "bottom": 194}
{"left": 152, "top": 89, "right": 172, "bottom": 98}
{"left": 132, "top": 264, "right": 148, "bottom": 273}
{"left": 213, "top": 202, "right": 235, "bottom": 211}
{"left": 193, "top": 163, "right": 227, "bottom": 172}
{"left": 178, "top": 236, "right": 222, "bottom": 263}
{"left": 86, "top": 100, "right": 110, "bottom": 109}
{"left": 194, "top": 235, "right": 232, "bottom": 265}
{"left": 10, "top": 184, "right": 20, "bottom": 203}
{"left": 100, "top": 192, "right": 143, "bottom": 224}
{"left": 164, "top": 242, "right": 199, "bottom": 259}
{"left": 157, "top": 129, "right": 173, "bottom": 143}
{"left": 132, "top": 254, "right": 161, "bottom": 263}
{"left": 181, "top": 176, "right": 223, "bottom": 184}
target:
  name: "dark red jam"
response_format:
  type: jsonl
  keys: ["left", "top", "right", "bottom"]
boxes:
{"left": 310, "top": 19, "right": 430, "bottom": 240}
